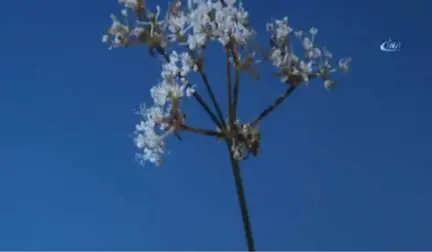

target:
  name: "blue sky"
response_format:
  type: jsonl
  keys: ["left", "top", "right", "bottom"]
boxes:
{"left": 1, "top": 0, "right": 432, "bottom": 250}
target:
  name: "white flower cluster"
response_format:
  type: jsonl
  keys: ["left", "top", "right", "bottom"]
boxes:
{"left": 168, "top": 0, "right": 254, "bottom": 48}
{"left": 103, "top": 0, "right": 257, "bottom": 166}
{"left": 103, "top": 0, "right": 255, "bottom": 51}
{"left": 134, "top": 51, "right": 196, "bottom": 166}
{"left": 103, "top": 0, "right": 351, "bottom": 166}
{"left": 266, "top": 17, "right": 351, "bottom": 88}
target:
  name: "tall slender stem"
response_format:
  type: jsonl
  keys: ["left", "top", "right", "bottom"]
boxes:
{"left": 227, "top": 144, "right": 256, "bottom": 251}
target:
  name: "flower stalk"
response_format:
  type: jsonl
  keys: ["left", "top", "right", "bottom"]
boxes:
{"left": 197, "top": 67, "right": 228, "bottom": 131}
{"left": 250, "top": 85, "right": 297, "bottom": 126}
{"left": 102, "top": 0, "right": 351, "bottom": 249}
{"left": 226, "top": 50, "right": 234, "bottom": 126}
{"left": 227, "top": 142, "right": 256, "bottom": 251}
{"left": 231, "top": 45, "right": 241, "bottom": 122}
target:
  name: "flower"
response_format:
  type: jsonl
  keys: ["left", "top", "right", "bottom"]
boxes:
{"left": 134, "top": 107, "right": 166, "bottom": 166}
{"left": 132, "top": 49, "right": 198, "bottom": 165}
{"left": 338, "top": 58, "right": 352, "bottom": 73}
{"left": 119, "top": 0, "right": 139, "bottom": 9}
{"left": 103, "top": 0, "right": 351, "bottom": 166}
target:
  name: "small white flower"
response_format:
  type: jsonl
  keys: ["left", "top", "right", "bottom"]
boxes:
{"left": 338, "top": 58, "right": 352, "bottom": 73}
{"left": 324, "top": 80, "right": 336, "bottom": 89}
{"left": 119, "top": 0, "right": 138, "bottom": 8}
{"left": 102, "top": 34, "right": 109, "bottom": 43}
{"left": 186, "top": 87, "right": 195, "bottom": 96}
{"left": 302, "top": 37, "right": 313, "bottom": 50}
{"left": 309, "top": 27, "right": 318, "bottom": 35}
{"left": 294, "top": 31, "right": 303, "bottom": 38}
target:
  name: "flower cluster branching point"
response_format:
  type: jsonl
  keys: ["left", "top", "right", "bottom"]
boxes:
{"left": 103, "top": 0, "right": 351, "bottom": 167}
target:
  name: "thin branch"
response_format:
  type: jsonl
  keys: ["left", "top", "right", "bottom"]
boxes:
{"left": 226, "top": 51, "right": 234, "bottom": 126}
{"left": 231, "top": 47, "right": 241, "bottom": 122}
{"left": 153, "top": 47, "right": 225, "bottom": 133}
{"left": 181, "top": 124, "right": 224, "bottom": 138}
{"left": 250, "top": 72, "right": 319, "bottom": 126}
{"left": 156, "top": 48, "right": 226, "bottom": 133}
{"left": 198, "top": 69, "right": 227, "bottom": 130}
{"left": 191, "top": 90, "right": 225, "bottom": 131}
{"left": 233, "top": 62, "right": 240, "bottom": 122}
{"left": 250, "top": 85, "right": 297, "bottom": 126}
{"left": 134, "top": 0, "right": 146, "bottom": 21}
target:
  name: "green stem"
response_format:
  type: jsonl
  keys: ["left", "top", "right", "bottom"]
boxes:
{"left": 250, "top": 85, "right": 297, "bottom": 126}
{"left": 181, "top": 124, "right": 224, "bottom": 138}
{"left": 227, "top": 143, "right": 256, "bottom": 251}
{"left": 199, "top": 70, "right": 227, "bottom": 130}
{"left": 233, "top": 65, "right": 240, "bottom": 122}
{"left": 190, "top": 89, "right": 225, "bottom": 131}
{"left": 231, "top": 48, "right": 241, "bottom": 122}
{"left": 226, "top": 51, "right": 234, "bottom": 126}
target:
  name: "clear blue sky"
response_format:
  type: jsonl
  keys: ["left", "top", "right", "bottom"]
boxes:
{"left": 1, "top": 0, "right": 431, "bottom": 250}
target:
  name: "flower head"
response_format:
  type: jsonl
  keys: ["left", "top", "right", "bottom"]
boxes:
{"left": 103, "top": 0, "right": 351, "bottom": 166}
